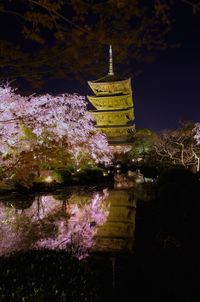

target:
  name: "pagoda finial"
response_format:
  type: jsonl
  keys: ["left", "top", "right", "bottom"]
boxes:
{"left": 108, "top": 45, "right": 114, "bottom": 76}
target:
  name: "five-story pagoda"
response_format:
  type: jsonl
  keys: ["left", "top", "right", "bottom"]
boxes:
{"left": 87, "top": 46, "right": 135, "bottom": 153}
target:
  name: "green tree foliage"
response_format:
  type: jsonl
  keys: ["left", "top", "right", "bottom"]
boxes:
{"left": 128, "top": 128, "right": 158, "bottom": 162}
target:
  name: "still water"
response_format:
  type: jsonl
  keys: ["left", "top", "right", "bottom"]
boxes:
{"left": 0, "top": 177, "right": 136, "bottom": 260}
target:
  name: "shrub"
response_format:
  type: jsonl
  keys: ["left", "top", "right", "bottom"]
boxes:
{"left": 0, "top": 250, "right": 100, "bottom": 302}
{"left": 52, "top": 169, "right": 71, "bottom": 183}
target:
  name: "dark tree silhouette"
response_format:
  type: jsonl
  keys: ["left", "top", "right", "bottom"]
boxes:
{"left": 0, "top": 0, "right": 199, "bottom": 90}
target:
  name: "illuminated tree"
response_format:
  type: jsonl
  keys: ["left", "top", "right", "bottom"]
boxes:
{"left": 154, "top": 123, "right": 200, "bottom": 171}
{"left": 193, "top": 122, "right": 200, "bottom": 171}
{"left": 193, "top": 122, "right": 200, "bottom": 145}
{"left": 129, "top": 129, "right": 157, "bottom": 161}
{"left": 0, "top": 83, "right": 112, "bottom": 184}
{"left": 0, "top": 84, "right": 29, "bottom": 153}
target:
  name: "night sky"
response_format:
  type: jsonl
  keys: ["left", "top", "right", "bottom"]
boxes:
{"left": 44, "top": 3, "right": 200, "bottom": 132}
{"left": 1, "top": 2, "right": 200, "bottom": 133}
{"left": 134, "top": 4, "right": 200, "bottom": 132}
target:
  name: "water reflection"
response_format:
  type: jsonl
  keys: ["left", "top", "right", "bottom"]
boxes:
{"left": 94, "top": 187, "right": 136, "bottom": 253}
{"left": 0, "top": 190, "right": 109, "bottom": 259}
{"left": 0, "top": 181, "right": 136, "bottom": 259}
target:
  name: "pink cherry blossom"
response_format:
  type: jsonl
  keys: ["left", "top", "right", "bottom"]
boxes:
{"left": 0, "top": 83, "right": 112, "bottom": 168}
{"left": 194, "top": 123, "right": 200, "bottom": 145}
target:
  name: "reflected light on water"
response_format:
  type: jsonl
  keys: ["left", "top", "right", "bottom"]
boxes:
{"left": 114, "top": 173, "right": 135, "bottom": 189}
{"left": 44, "top": 176, "right": 53, "bottom": 182}
{"left": 0, "top": 190, "right": 110, "bottom": 260}
{"left": 0, "top": 181, "right": 137, "bottom": 259}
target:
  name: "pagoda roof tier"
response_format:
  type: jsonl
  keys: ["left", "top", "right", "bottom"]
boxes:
{"left": 90, "top": 107, "right": 133, "bottom": 113}
{"left": 88, "top": 78, "right": 131, "bottom": 96}
{"left": 96, "top": 122, "right": 135, "bottom": 128}
{"left": 87, "top": 93, "right": 133, "bottom": 110}
{"left": 96, "top": 124, "right": 135, "bottom": 140}
{"left": 91, "top": 74, "right": 126, "bottom": 83}
{"left": 90, "top": 108, "right": 134, "bottom": 126}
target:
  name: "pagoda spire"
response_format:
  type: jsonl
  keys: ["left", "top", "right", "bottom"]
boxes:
{"left": 108, "top": 45, "right": 114, "bottom": 76}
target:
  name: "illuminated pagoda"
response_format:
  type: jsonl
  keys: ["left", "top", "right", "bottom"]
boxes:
{"left": 87, "top": 45, "right": 135, "bottom": 153}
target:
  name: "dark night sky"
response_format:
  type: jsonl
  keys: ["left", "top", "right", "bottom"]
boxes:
{"left": 45, "top": 3, "right": 200, "bottom": 133}
{"left": 133, "top": 4, "right": 200, "bottom": 132}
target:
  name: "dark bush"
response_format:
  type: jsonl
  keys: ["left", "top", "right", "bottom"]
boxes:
{"left": 84, "top": 167, "right": 104, "bottom": 178}
{"left": 140, "top": 165, "right": 158, "bottom": 179}
{"left": 75, "top": 167, "right": 105, "bottom": 184}
{"left": 75, "top": 169, "right": 90, "bottom": 183}
{"left": 52, "top": 169, "right": 71, "bottom": 183}
{"left": 0, "top": 250, "right": 100, "bottom": 302}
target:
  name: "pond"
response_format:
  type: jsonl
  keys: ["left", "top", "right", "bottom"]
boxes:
{"left": 0, "top": 174, "right": 139, "bottom": 301}
{"left": 0, "top": 175, "right": 136, "bottom": 260}
{"left": 1, "top": 170, "right": 198, "bottom": 301}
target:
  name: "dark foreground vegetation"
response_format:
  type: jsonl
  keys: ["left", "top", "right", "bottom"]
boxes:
{"left": 0, "top": 250, "right": 101, "bottom": 302}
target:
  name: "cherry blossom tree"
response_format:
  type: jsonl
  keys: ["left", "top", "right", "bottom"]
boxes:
{"left": 0, "top": 83, "right": 112, "bottom": 182}
{"left": 0, "top": 84, "right": 29, "bottom": 154}
{"left": 193, "top": 123, "right": 200, "bottom": 145}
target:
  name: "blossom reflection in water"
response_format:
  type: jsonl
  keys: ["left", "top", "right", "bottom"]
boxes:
{"left": 0, "top": 189, "right": 110, "bottom": 260}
